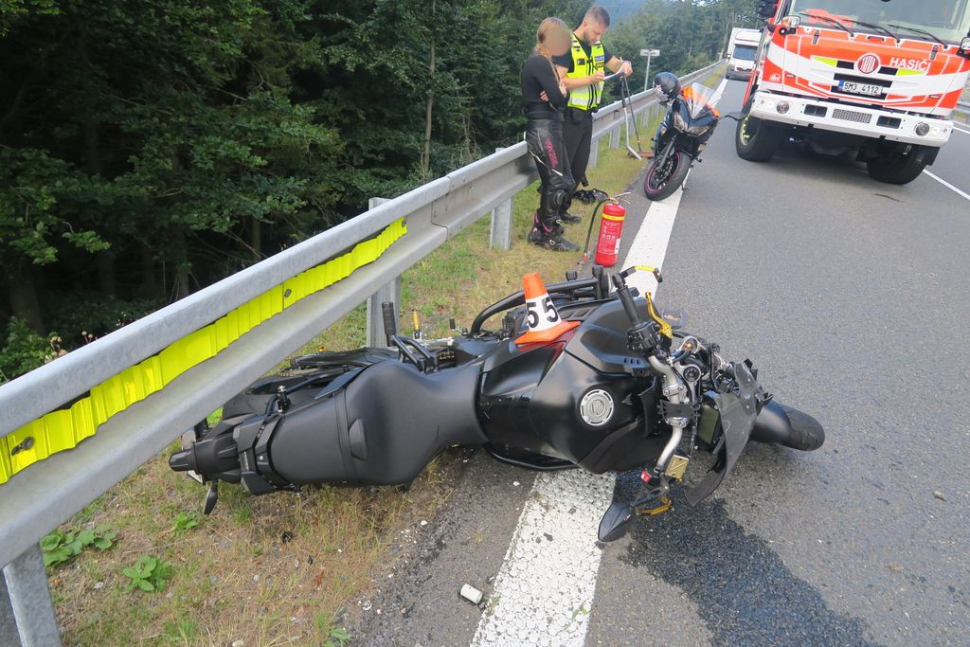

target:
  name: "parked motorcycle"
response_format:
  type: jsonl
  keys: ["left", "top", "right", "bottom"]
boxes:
{"left": 644, "top": 73, "right": 736, "bottom": 202}
{"left": 170, "top": 265, "right": 823, "bottom": 542}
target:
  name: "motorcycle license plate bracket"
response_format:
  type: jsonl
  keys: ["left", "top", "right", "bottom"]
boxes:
{"left": 685, "top": 362, "right": 760, "bottom": 506}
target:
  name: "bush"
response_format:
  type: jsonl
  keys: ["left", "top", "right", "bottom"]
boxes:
{"left": 43, "top": 291, "right": 160, "bottom": 348}
{"left": 0, "top": 317, "right": 56, "bottom": 382}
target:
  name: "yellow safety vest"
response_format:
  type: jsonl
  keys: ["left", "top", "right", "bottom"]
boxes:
{"left": 566, "top": 33, "right": 606, "bottom": 111}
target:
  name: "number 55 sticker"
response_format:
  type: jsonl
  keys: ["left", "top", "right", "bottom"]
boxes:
{"left": 526, "top": 296, "right": 561, "bottom": 330}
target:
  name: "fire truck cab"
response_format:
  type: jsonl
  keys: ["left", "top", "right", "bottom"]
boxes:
{"left": 736, "top": 0, "right": 970, "bottom": 184}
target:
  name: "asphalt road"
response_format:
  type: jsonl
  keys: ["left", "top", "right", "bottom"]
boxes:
{"left": 351, "top": 80, "right": 970, "bottom": 645}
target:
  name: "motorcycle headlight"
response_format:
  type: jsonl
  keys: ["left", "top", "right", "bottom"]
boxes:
{"left": 688, "top": 123, "right": 712, "bottom": 137}
{"left": 673, "top": 112, "right": 688, "bottom": 132}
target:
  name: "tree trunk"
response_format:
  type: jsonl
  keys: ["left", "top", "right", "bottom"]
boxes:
{"left": 4, "top": 265, "right": 45, "bottom": 334}
{"left": 96, "top": 252, "right": 117, "bottom": 297}
{"left": 139, "top": 246, "right": 158, "bottom": 299}
{"left": 421, "top": 0, "right": 436, "bottom": 175}
{"left": 170, "top": 231, "right": 191, "bottom": 301}
{"left": 250, "top": 217, "right": 263, "bottom": 261}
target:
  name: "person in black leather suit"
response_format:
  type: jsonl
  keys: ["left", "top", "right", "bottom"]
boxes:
{"left": 520, "top": 18, "right": 579, "bottom": 251}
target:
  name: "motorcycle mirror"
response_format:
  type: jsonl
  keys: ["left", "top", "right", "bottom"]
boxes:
{"left": 597, "top": 502, "right": 634, "bottom": 542}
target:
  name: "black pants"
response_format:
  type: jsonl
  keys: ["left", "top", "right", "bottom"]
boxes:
{"left": 563, "top": 107, "right": 594, "bottom": 192}
{"left": 526, "top": 115, "right": 575, "bottom": 230}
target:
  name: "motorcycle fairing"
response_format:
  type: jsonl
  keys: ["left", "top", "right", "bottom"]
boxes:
{"left": 685, "top": 362, "right": 761, "bottom": 505}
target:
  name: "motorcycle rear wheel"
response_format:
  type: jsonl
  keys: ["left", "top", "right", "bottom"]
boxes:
{"left": 644, "top": 150, "right": 690, "bottom": 201}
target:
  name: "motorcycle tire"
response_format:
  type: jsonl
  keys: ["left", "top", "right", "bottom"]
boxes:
{"left": 644, "top": 150, "right": 690, "bottom": 201}
{"left": 780, "top": 404, "right": 825, "bottom": 451}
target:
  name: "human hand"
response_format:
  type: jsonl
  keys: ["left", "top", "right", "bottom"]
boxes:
{"left": 621, "top": 61, "right": 633, "bottom": 77}
{"left": 540, "top": 90, "right": 549, "bottom": 102}
{"left": 591, "top": 71, "right": 606, "bottom": 83}
{"left": 558, "top": 81, "right": 567, "bottom": 96}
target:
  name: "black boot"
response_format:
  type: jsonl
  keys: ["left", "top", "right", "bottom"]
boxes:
{"left": 528, "top": 213, "right": 579, "bottom": 252}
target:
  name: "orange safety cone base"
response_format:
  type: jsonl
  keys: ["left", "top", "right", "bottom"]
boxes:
{"left": 515, "top": 319, "right": 580, "bottom": 345}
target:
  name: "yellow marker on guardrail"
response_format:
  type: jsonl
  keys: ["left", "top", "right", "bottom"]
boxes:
{"left": 0, "top": 218, "right": 407, "bottom": 486}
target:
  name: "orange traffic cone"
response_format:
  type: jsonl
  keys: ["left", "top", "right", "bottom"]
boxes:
{"left": 515, "top": 273, "right": 580, "bottom": 345}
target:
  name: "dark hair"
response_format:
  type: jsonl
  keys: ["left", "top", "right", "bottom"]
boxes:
{"left": 584, "top": 5, "right": 611, "bottom": 28}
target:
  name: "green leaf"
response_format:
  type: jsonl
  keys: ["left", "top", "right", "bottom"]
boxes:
{"left": 137, "top": 579, "right": 155, "bottom": 592}
{"left": 39, "top": 533, "right": 62, "bottom": 551}
{"left": 93, "top": 537, "right": 113, "bottom": 550}
{"left": 76, "top": 529, "right": 96, "bottom": 546}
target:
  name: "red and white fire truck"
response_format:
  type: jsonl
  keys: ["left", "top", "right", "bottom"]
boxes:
{"left": 736, "top": 0, "right": 970, "bottom": 184}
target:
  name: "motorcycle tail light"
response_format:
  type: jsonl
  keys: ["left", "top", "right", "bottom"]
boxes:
{"left": 640, "top": 469, "right": 651, "bottom": 484}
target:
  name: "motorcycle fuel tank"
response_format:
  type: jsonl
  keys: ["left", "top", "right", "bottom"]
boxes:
{"left": 478, "top": 299, "right": 666, "bottom": 473}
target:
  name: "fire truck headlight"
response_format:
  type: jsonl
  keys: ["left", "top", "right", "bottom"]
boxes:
{"left": 914, "top": 122, "right": 930, "bottom": 137}
{"left": 776, "top": 101, "right": 790, "bottom": 115}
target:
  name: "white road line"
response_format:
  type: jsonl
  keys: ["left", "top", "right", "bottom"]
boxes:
{"left": 623, "top": 190, "right": 684, "bottom": 297}
{"left": 472, "top": 78, "right": 714, "bottom": 646}
{"left": 924, "top": 170, "right": 970, "bottom": 202}
{"left": 470, "top": 470, "right": 615, "bottom": 646}
{"left": 952, "top": 125, "right": 970, "bottom": 136}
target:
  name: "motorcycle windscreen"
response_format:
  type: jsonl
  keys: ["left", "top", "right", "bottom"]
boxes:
{"left": 683, "top": 82, "right": 722, "bottom": 119}
{"left": 685, "top": 362, "right": 759, "bottom": 505}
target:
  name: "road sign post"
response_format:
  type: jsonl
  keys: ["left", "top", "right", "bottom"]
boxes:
{"left": 640, "top": 48, "right": 660, "bottom": 92}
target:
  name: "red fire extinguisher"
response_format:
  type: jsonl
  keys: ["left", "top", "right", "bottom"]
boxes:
{"left": 594, "top": 202, "right": 625, "bottom": 267}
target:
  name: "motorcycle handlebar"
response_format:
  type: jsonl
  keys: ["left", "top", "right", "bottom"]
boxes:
{"left": 611, "top": 274, "right": 643, "bottom": 326}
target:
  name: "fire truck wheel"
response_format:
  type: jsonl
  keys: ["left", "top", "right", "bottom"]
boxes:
{"left": 865, "top": 147, "right": 928, "bottom": 185}
{"left": 736, "top": 101, "right": 784, "bottom": 162}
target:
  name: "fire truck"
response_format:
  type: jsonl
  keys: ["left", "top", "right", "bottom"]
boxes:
{"left": 736, "top": 0, "right": 970, "bottom": 184}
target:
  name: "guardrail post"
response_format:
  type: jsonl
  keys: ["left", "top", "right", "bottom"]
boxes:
{"left": 1, "top": 545, "right": 61, "bottom": 647}
{"left": 488, "top": 147, "right": 514, "bottom": 251}
{"left": 365, "top": 197, "right": 402, "bottom": 347}
{"left": 489, "top": 197, "right": 513, "bottom": 251}
{"left": 608, "top": 125, "right": 620, "bottom": 149}
{"left": 588, "top": 136, "right": 600, "bottom": 168}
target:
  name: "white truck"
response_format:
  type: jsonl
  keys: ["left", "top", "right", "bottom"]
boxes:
{"left": 726, "top": 28, "right": 762, "bottom": 80}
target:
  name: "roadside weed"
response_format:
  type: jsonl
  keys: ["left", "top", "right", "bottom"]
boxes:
{"left": 122, "top": 555, "right": 172, "bottom": 593}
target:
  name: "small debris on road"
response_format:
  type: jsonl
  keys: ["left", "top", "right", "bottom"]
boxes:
{"left": 933, "top": 490, "right": 947, "bottom": 501}
{"left": 460, "top": 583, "right": 484, "bottom": 605}
{"left": 420, "top": 520, "right": 428, "bottom": 526}
{"left": 513, "top": 481, "right": 521, "bottom": 487}
{"left": 361, "top": 600, "right": 373, "bottom": 611}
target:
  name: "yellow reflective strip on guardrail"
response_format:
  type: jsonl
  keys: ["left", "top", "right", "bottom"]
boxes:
{"left": 0, "top": 217, "right": 407, "bottom": 486}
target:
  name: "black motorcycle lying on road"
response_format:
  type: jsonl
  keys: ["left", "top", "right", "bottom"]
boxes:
{"left": 644, "top": 72, "right": 737, "bottom": 202}
{"left": 170, "top": 266, "right": 823, "bottom": 542}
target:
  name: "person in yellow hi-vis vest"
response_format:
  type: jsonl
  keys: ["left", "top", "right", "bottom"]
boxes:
{"left": 553, "top": 5, "right": 632, "bottom": 224}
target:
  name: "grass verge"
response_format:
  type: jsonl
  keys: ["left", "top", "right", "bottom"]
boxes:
{"left": 47, "top": 112, "right": 678, "bottom": 645}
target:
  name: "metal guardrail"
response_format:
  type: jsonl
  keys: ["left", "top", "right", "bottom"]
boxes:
{"left": 955, "top": 100, "right": 970, "bottom": 124}
{"left": 0, "top": 61, "right": 724, "bottom": 645}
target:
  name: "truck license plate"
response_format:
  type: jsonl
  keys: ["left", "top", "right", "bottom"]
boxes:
{"left": 840, "top": 81, "right": 882, "bottom": 96}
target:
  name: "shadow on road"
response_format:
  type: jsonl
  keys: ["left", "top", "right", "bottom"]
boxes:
{"left": 613, "top": 471, "right": 880, "bottom": 646}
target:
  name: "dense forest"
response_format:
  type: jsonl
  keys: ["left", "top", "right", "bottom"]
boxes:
{"left": 0, "top": 0, "right": 756, "bottom": 381}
